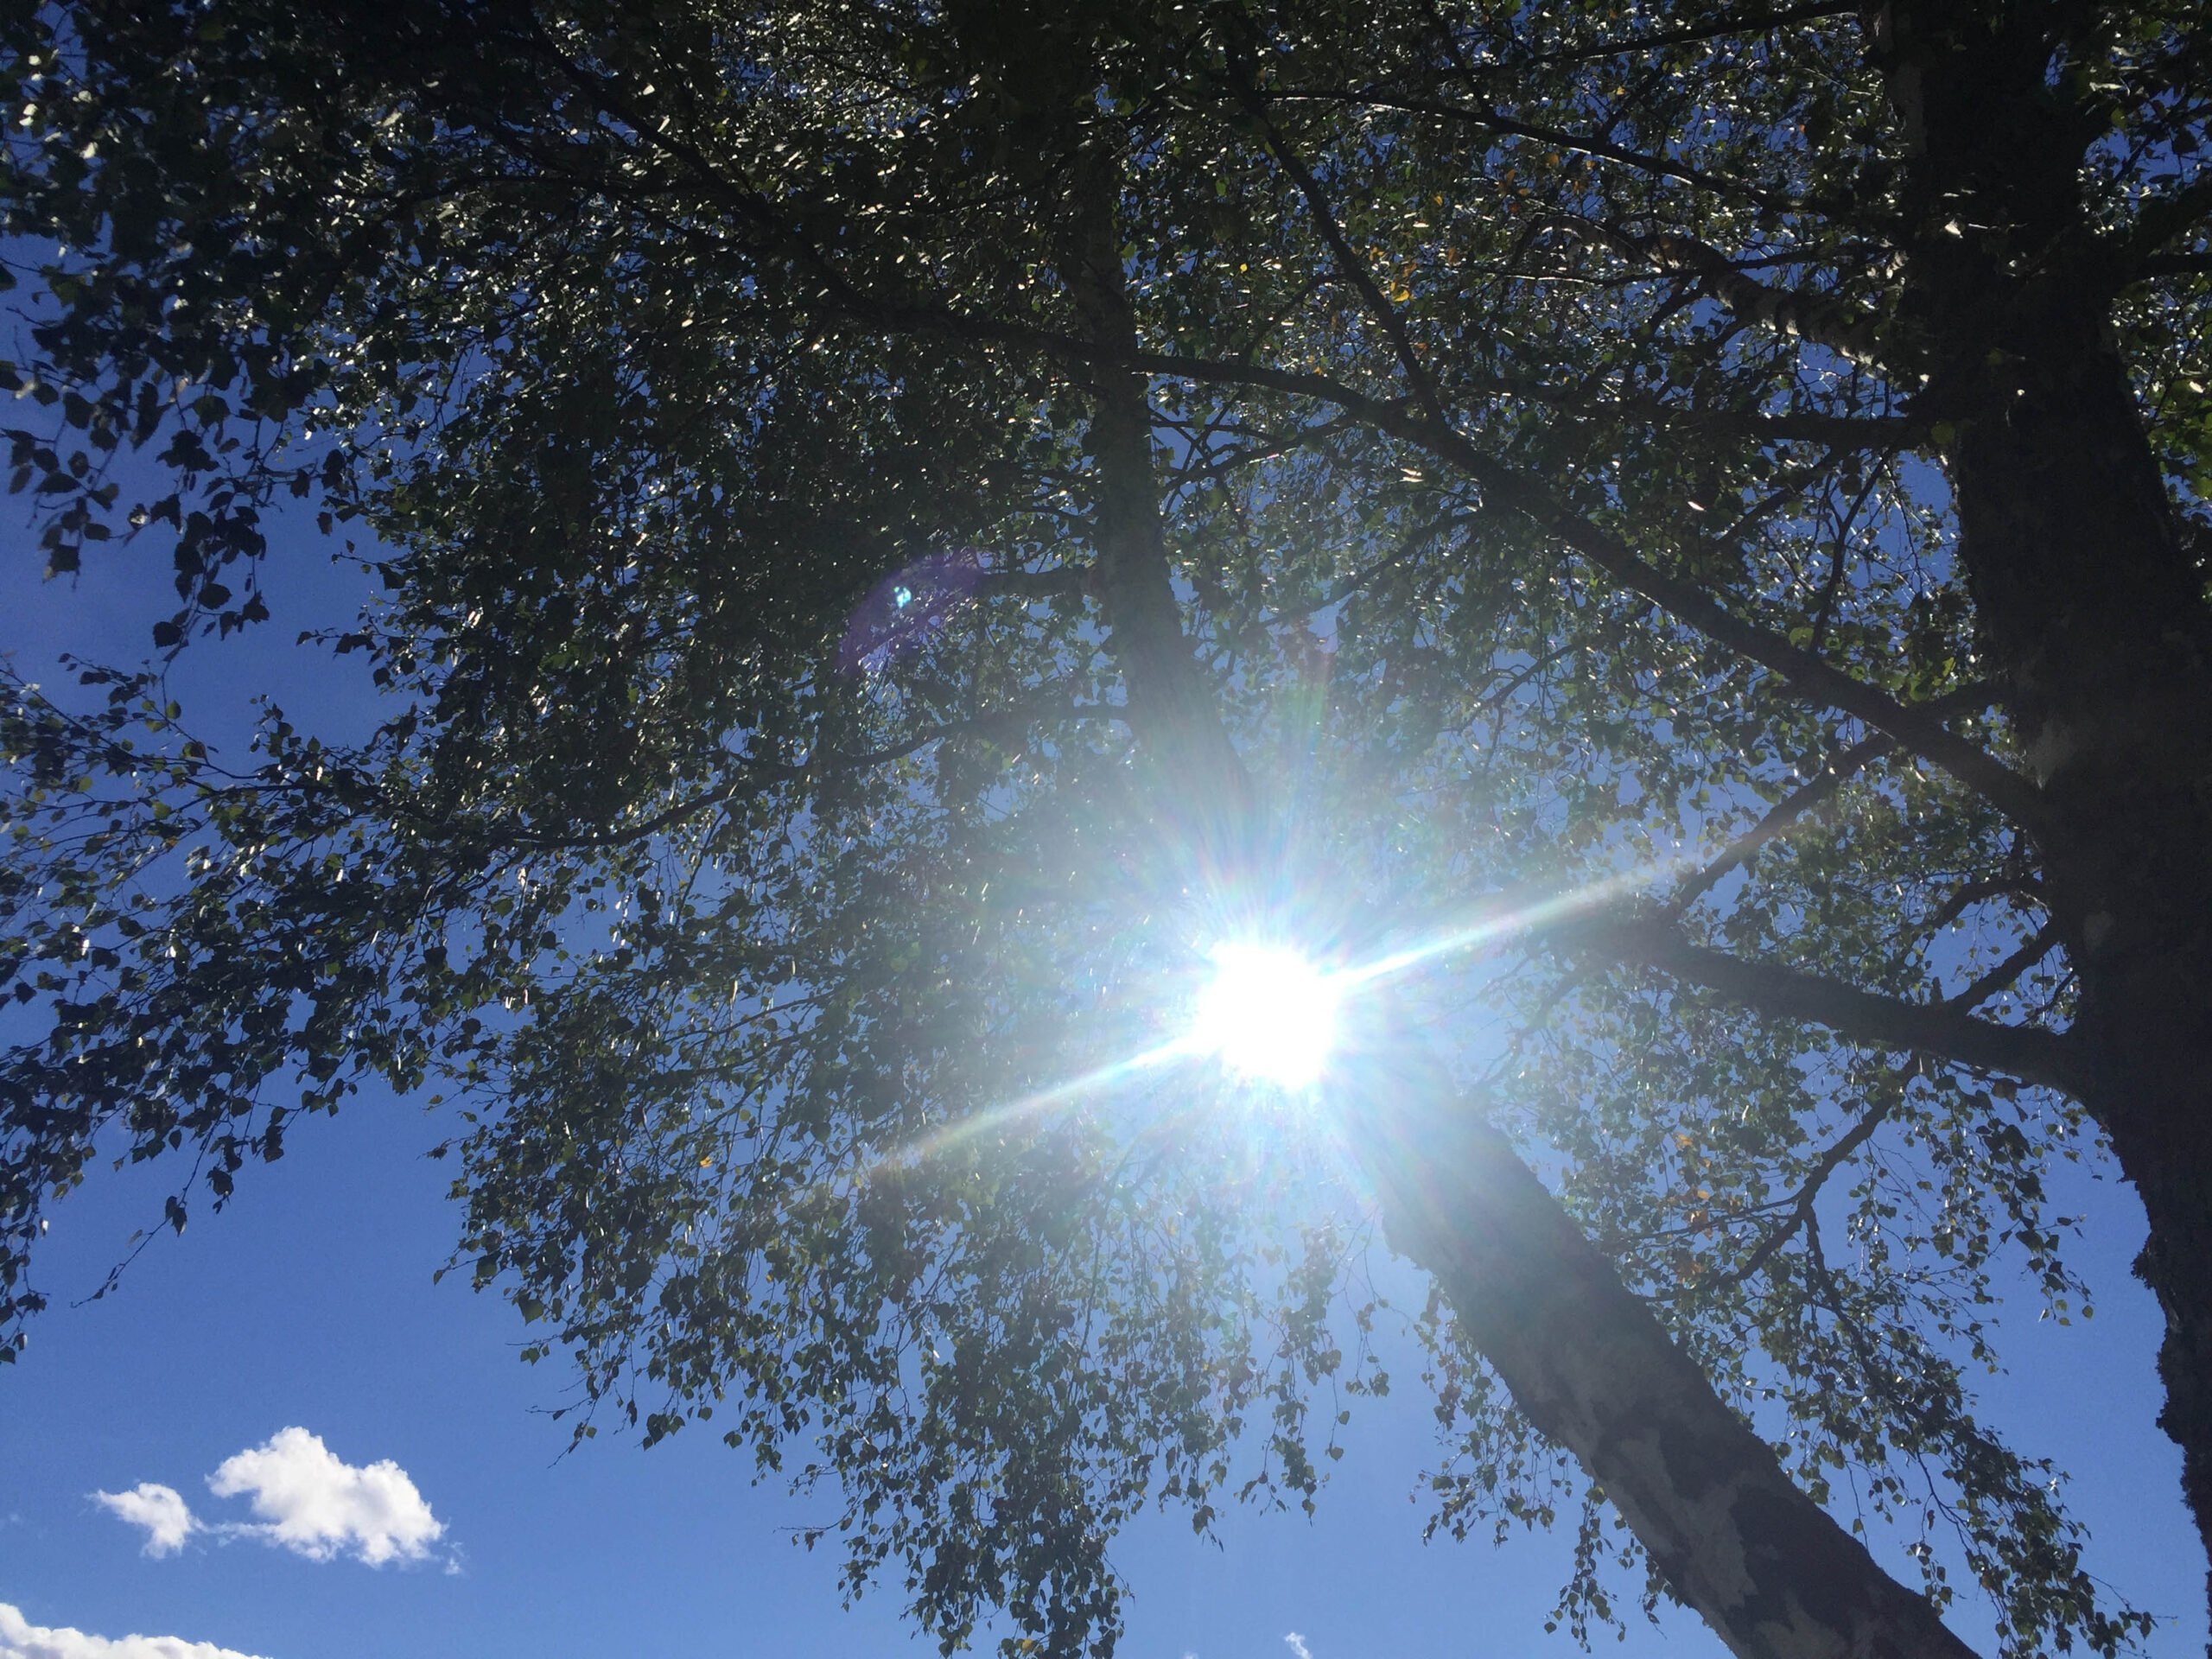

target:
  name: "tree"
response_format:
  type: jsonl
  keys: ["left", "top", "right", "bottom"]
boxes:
{"left": 3, "top": 1, "right": 2207, "bottom": 1655}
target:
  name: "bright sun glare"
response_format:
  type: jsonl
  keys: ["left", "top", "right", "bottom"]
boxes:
{"left": 1193, "top": 943, "right": 1342, "bottom": 1088}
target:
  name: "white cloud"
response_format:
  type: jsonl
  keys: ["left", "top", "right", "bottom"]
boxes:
{"left": 206, "top": 1427, "right": 444, "bottom": 1567}
{"left": 0, "top": 1602, "right": 269, "bottom": 1659}
{"left": 1284, "top": 1636, "right": 1313, "bottom": 1659}
{"left": 89, "top": 1485, "right": 198, "bottom": 1558}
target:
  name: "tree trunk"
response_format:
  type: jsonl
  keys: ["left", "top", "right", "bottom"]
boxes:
{"left": 1872, "top": 2, "right": 2212, "bottom": 1626}
{"left": 1061, "top": 150, "right": 1257, "bottom": 868}
{"left": 1359, "top": 1090, "right": 1980, "bottom": 1659}
{"left": 1947, "top": 335, "right": 2212, "bottom": 1645}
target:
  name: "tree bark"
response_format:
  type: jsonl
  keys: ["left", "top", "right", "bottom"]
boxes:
{"left": 1361, "top": 1091, "right": 1980, "bottom": 1659}
{"left": 1871, "top": 2, "right": 2212, "bottom": 1626}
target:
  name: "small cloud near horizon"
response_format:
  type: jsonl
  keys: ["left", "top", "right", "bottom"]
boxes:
{"left": 91, "top": 1427, "right": 447, "bottom": 1568}
{"left": 0, "top": 1600, "right": 269, "bottom": 1659}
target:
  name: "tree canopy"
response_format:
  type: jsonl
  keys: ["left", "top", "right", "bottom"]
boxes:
{"left": 3, "top": 2, "right": 2209, "bottom": 1656}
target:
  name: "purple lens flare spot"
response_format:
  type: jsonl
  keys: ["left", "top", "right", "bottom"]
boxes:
{"left": 837, "top": 548, "right": 985, "bottom": 676}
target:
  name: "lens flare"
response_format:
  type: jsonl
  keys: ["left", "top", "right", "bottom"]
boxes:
{"left": 1194, "top": 943, "right": 1341, "bottom": 1088}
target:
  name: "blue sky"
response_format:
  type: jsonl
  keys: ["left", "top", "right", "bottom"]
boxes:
{"left": 2, "top": 533, "right": 2207, "bottom": 1659}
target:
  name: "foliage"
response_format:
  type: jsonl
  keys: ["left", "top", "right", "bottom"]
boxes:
{"left": 3, "top": 1, "right": 2207, "bottom": 1653}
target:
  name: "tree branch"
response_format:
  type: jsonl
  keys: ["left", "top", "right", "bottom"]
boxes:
{"left": 1379, "top": 419, "right": 2041, "bottom": 828}
{"left": 1948, "top": 922, "right": 2063, "bottom": 1013}
{"left": 2110, "top": 168, "right": 2212, "bottom": 284}
{"left": 1667, "top": 683, "right": 1999, "bottom": 915}
{"left": 973, "top": 566, "right": 1086, "bottom": 603}
{"left": 1270, "top": 88, "right": 1795, "bottom": 214}
{"left": 1919, "top": 874, "right": 2043, "bottom": 938}
{"left": 1235, "top": 79, "right": 1458, "bottom": 433}
{"left": 479, "top": 701, "right": 1098, "bottom": 851}
{"left": 1635, "top": 229, "right": 1896, "bottom": 370}
{"left": 1506, "top": 389, "right": 1916, "bottom": 448}
{"left": 1715, "top": 1065, "right": 1910, "bottom": 1291}
{"left": 1529, "top": 0, "right": 1860, "bottom": 63}
{"left": 1589, "top": 919, "right": 2085, "bottom": 1095}
{"left": 1666, "top": 732, "right": 1894, "bottom": 915}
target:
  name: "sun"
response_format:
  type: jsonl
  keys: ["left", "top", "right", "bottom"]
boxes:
{"left": 1193, "top": 942, "right": 1343, "bottom": 1089}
